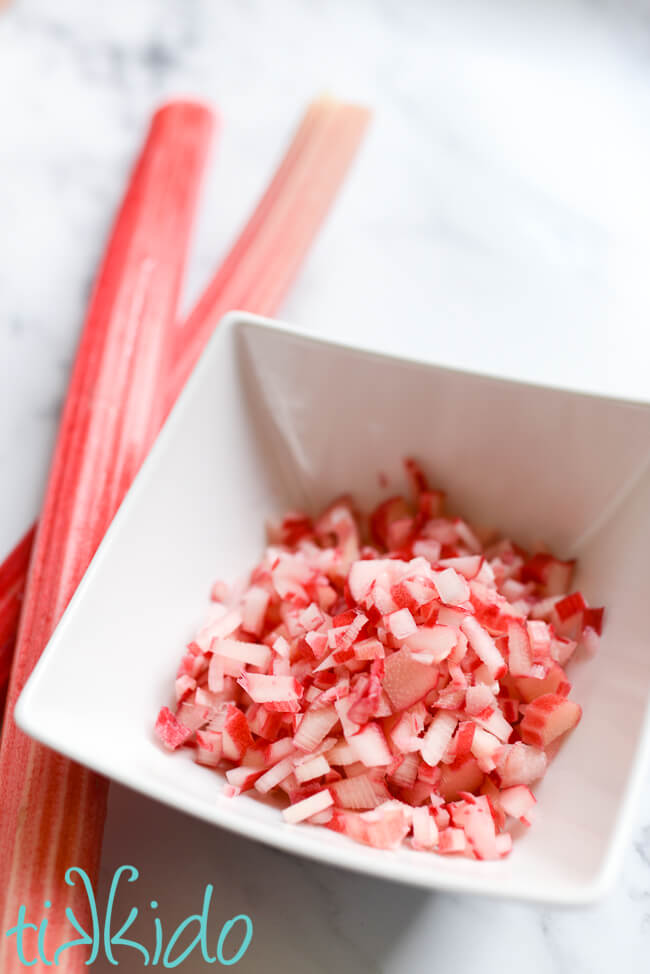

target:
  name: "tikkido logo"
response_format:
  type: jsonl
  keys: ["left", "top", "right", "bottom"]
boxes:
{"left": 5, "top": 865, "right": 253, "bottom": 968}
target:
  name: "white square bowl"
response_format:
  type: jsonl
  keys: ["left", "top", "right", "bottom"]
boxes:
{"left": 16, "top": 312, "right": 650, "bottom": 904}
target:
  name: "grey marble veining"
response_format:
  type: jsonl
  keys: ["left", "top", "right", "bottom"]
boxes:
{"left": 2, "top": 1, "right": 650, "bottom": 970}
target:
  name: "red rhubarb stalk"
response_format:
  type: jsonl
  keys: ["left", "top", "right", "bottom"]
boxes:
{"left": 168, "top": 95, "right": 371, "bottom": 404}
{"left": 0, "top": 527, "right": 35, "bottom": 722}
{"left": 0, "top": 101, "right": 215, "bottom": 970}
{"left": 0, "top": 95, "right": 371, "bottom": 718}
{"left": 0, "top": 527, "right": 35, "bottom": 681}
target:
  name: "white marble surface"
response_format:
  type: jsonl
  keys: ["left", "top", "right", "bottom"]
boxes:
{"left": 2, "top": 0, "right": 650, "bottom": 970}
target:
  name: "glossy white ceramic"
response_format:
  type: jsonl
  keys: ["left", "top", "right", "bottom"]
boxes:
{"left": 16, "top": 312, "right": 650, "bottom": 904}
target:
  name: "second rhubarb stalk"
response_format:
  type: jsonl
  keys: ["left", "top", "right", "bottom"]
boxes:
{"left": 0, "top": 96, "right": 371, "bottom": 718}
{"left": 0, "top": 100, "right": 215, "bottom": 971}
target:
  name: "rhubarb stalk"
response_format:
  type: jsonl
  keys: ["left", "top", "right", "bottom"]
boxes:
{"left": 168, "top": 95, "right": 371, "bottom": 404}
{"left": 0, "top": 527, "right": 35, "bottom": 723}
{"left": 0, "top": 96, "right": 371, "bottom": 718}
{"left": 0, "top": 101, "right": 215, "bottom": 969}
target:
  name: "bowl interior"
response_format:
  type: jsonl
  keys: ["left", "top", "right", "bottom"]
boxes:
{"left": 16, "top": 313, "right": 650, "bottom": 902}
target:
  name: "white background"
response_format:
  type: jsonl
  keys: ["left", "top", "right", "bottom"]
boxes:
{"left": 2, "top": 1, "right": 650, "bottom": 971}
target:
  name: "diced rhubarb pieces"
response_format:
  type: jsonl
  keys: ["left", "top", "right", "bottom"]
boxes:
{"left": 294, "top": 705, "right": 340, "bottom": 752}
{"left": 450, "top": 795, "right": 499, "bottom": 860}
{"left": 521, "top": 553, "right": 575, "bottom": 596}
{"left": 583, "top": 606, "right": 605, "bottom": 636}
{"left": 496, "top": 742, "right": 548, "bottom": 787}
{"left": 411, "top": 805, "right": 439, "bottom": 850}
{"left": 294, "top": 754, "right": 330, "bottom": 783}
{"left": 461, "top": 616, "right": 506, "bottom": 680}
{"left": 386, "top": 608, "right": 417, "bottom": 641}
{"left": 349, "top": 722, "right": 392, "bottom": 767}
{"left": 514, "top": 661, "right": 571, "bottom": 703}
{"left": 158, "top": 460, "right": 603, "bottom": 863}
{"left": 369, "top": 497, "right": 412, "bottom": 548}
{"left": 353, "top": 803, "right": 411, "bottom": 850}
{"left": 255, "top": 756, "right": 296, "bottom": 795}
{"left": 438, "top": 555, "right": 482, "bottom": 580}
{"left": 554, "top": 592, "right": 588, "bottom": 623}
{"left": 176, "top": 700, "right": 211, "bottom": 732}
{"left": 405, "top": 625, "right": 456, "bottom": 662}
{"left": 495, "top": 832, "right": 513, "bottom": 857}
{"left": 213, "top": 637, "right": 272, "bottom": 669}
{"left": 519, "top": 694, "right": 582, "bottom": 749}
{"left": 225, "top": 764, "right": 264, "bottom": 791}
{"left": 155, "top": 707, "right": 193, "bottom": 750}
{"left": 420, "top": 712, "right": 457, "bottom": 767}
{"left": 237, "top": 672, "right": 303, "bottom": 711}
{"left": 330, "top": 772, "right": 389, "bottom": 810}
{"left": 382, "top": 648, "right": 439, "bottom": 712}
{"left": 470, "top": 727, "right": 502, "bottom": 773}
{"left": 580, "top": 625, "right": 600, "bottom": 658}
{"left": 437, "top": 828, "right": 466, "bottom": 855}
{"left": 506, "top": 619, "right": 533, "bottom": 678}
{"left": 389, "top": 704, "right": 427, "bottom": 754}
{"left": 195, "top": 730, "right": 223, "bottom": 767}
{"left": 432, "top": 568, "right": 470, "bottom": 606}
{"left": 526, "top": 620, "right": 552, "bottom": 663}
{"left": 452, "top": 721, "right": 476, "bottom": 758}
{"left": 283, "top": 788, "right": 334, "bottom": 824}
{"left": 499, "top": 785, "right": 536, "bottom": 825}
{"left": 175, "top": 674, "right": 197, "bottom": 703}
{"left": 439, "top": 755, "right": 484, "bottom": 802}
{"left": 241, "top": 586, "right": 271, "bottom": 636}
{"left": 222, "top": 705, "right": 254, "bottom": 761}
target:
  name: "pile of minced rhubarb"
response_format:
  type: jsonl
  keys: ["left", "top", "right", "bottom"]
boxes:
{"left": 156, "top": 461, "right": 603, "bottom": 860}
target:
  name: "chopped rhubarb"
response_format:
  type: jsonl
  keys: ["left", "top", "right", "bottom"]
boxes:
{"left": 420, "top": 712, "right": 458, "bottom": 767}
{"left": 213, "top": 637, "right": 272, "bottom": 669}
{"left": 521, "top": 553, "right": 575, "bottom": 595}
{"left": 294, "top": 754, "right": 330, "bottom": 783}
{"left": 222, "top": 704, "right": 255, "bottom": 760}
{"left": 432, "top": 568, "right": 471, "bottom": 605}
{"left": 294, "top": 705, "right": 340, "bottom": 752}
{"left": 438, "top": 828, "right": 467, "bottom": 855}
{"left": 283, "top": 788, "right": 334, "bottom": 824}
{"left": 237, "top": 672, "right": 303, "bottom": 710}
{"left": 461, "top": 616, "right": 506, "bottom": 680}
{"left": 196, "top": 730, "right": 224, "bottom": 768}
{"left": 411, "top": 806, "right": 439, "bottom": 850}
{"left": 496, "top": 742, "right": 548, "bottom": 787}
{"left": 514, "top": 661, "right": 571, "bottom": 703}
{"left": 405, "top": 624, "right": 456, "bottom": 662}
{"left": 158, "top": 459, "right": 602, "bottom": 862}
{"left": 499, "top": 785, "right": 536, "bottom": 825}
{"left": 155, "top": 707, "right": 193, "bottom": 750}
{"left": 386, "top": 608, "right": 418, "bottom": 641}
{"left": 382, "top": 648, "right": 439, "bottom": 712}
{"left": 507, "top": 620, "right": 534, "bottom": 678}
{"left": 519, "top": 694, "right": 582, "bottom": 748}
{"left": 350, "top": 722, "right": 392, "bottom": 767}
